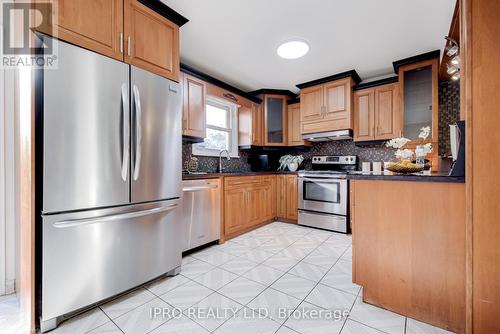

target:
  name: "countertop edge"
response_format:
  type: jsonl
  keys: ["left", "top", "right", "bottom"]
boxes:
{"left": 347, "top": 174, "right": 465, "bottom": 183}
{"left": 182, "top": 171, "right": 298, "bottom": 180}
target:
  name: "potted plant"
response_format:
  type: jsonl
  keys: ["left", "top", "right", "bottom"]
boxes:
{"left": 278, "top": 155, "right": 304, "bottom": 171}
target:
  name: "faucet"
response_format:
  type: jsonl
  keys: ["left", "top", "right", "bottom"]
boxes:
{"left": 218, "top": 149, "right": 231, "bottom": 173}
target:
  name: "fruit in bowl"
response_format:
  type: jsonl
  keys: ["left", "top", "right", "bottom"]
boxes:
{"left": 386, "top": 160, "right": 424, "bottom": 173}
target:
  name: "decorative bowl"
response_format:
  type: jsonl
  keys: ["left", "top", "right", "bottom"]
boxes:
{"left": 386, "top": 162, "right": 424, "bottom": 174}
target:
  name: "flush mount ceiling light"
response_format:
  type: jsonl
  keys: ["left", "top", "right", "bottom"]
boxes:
{"left": 277, "top": 40, "right": 310, "bottom": 59}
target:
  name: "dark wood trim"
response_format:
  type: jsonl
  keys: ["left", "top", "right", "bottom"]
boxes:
{"left": 248, "top": 89, "right": 297, "bottom": 99}
{"left": 180, "top": 63, "right": 262, "bottom": 104}
{"left": 392, "top": 50, "right": 441, "bottom": 73}
{"left": 287, "top": 97, "right": 300, "bottom": 105}
{"left": 138, "top": 0, "right": 189, "bottom": 27}
{"left": 296, "top": 70, "right": 362, "bottom": 89}
{"left": 353, "top": 76, "right": 399, "bottom": 91}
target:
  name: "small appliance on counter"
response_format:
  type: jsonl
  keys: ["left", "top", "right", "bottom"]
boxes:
{"left": 449, "top": 120, "right": 465, "bottom": 177}
{"left": 298, "top": 155, "right": 357, "bottom": 233}
{"left": 249, "top": 153, "right": 281, "bottom": 171}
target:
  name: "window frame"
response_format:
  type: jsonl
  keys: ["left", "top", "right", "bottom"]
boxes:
{"left": 192, "top": 96, "right": 239, "bottom": 158}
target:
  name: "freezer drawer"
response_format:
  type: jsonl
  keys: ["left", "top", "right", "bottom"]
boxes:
{"left": 182, "top": 179, "right": 221, "bottom": 251}
{"left": 42, "top": 38, "right": 130, "bottom": 213}
{"left": 41, "top": 199, "right": 182, "bottom": 322}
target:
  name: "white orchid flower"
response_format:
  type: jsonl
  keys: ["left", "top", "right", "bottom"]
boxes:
{"left": 418, "top": 126, "right": 431, "bottom": 140}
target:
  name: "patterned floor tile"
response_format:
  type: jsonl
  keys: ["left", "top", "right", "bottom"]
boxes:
{"left": 242, "top": 264, "right": 286, "bottom": 285}
{"left": 348, "top": 297, "right": 406, "bottom": 334}
{"left": 302, "top": 249, "right": 341, "bottom": 268}
{"left": 320, "top": 260, "right": 361, "bottom": 296}
{"left": 288, "top": 261, "right": 329, "bottom": 282}
{"left": 406, "top": 318, "right": 454, "bottom": 334}
{"left": 193, "top": 267, "right": 238, "bottom": 290}
{"left": 186, "top": 292, "right": 243, "bottom": 331}
{"left": 160, "top": 281, "right": 213, "bottom": 310}
{"left": 146, "top": 274, "right": 190, "bottom": 296}
{"left": 191, "top": 250, "right": 237, "bottom": 266}
{"left": 180, "top": 259, "right": 215, "bottom": 279}
{"left": 213, "top": 307, "right": 281, "bottom": 334}
{"left": 149, "top": 314, "right": 209, "bottom": 333}
{"left": 241, "top": 249, "right": 276, "bottom": 263}
{"left": 114, "top": 298, "right": 173, "bottom": 334}
{"left": 262, "top": 253, "right": 300, "bottom": 272}
{"left": 284, "top": 301, "right": 346, "bottom": 334}
{"left": 247, "top": 288, "right": 301, "bottom": 324}
{"left": 270, "top": 273, "right": 317, "bottom": 300}
{"left": 87, "top": 321, "right": 123, "bottom": 334}
{"left": 50, "top": 308, "right": 109, "bottom": 334}
{"left": 218, "top": 276, "right": 267, "bottom": 305}
{"left": 218, "top": 257, "right": 259, "bottom": 275}
{"left": 101, "top": 288, "right": 156, "bottom": 319}
{"left": 305, "top": 284, "right": 356, "bottom": 311}
{"left": 341, "top": 319, "right": 386, "bottom": 333}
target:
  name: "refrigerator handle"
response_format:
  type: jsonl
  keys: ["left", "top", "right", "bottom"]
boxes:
{"left": 52, "top": 202, "right": 179, "bottom": 229}
{"left": 133, "top": 85, "right": 142, "bottom": 181}
{"left": 121, "top": 84, "right": 130, "bottom": 182}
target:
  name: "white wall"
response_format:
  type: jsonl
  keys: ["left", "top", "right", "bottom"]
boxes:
{"left": 0, "top": 3, "right": 17, "bottom": 295}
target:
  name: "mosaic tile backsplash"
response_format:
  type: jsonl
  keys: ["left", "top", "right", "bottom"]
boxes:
{"left": 183, "top": 81, "right": 460, "bottom": 173}
{"left": 438, "top": 80, "right": 461, "bottom": 155}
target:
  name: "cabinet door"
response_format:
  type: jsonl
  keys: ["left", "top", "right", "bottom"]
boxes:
{"left": 286, "top": 175, "right": 298, "bottom": 220}
{"left": 323, "top": 78, "right": 353, "bottom": 129}
{"left": 224, "top": 189, "right": 247, "bottom": 236}
{"left": 252, "top": 103, "right": 263, "bottom": 146}
{"left": 247, "top": 187, "right": 262, "bottom": 227}
{"left": 36, "top": 0, "right": 124, "bottom": 61}
{"left": 276, "top": 175, "right": 287, "bottom": 218}
{"left": 124, "top": 0, "right": 180, "bottom": 81}
{"left": 264, "top": 95, "right": 287, "bottom": 146}
{"left": 288, "top": 103, "right": 307, "bottom": 146}
{"left": 182, "top": 73, "right": 206, "bottom": 138}
{"left": 374, "top": 84, "right": 401, "bottom": 140}
{"left": 300, "top": 85, "right": 324, "bottom": 123}
{"left": 354, "top": 89, "right": 375, "bottom": 142}
{"left": 260, "top": 184, "right": 274, "bottom": 221}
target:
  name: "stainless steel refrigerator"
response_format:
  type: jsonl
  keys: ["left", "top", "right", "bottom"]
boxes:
{"left": 37, "top": 37, "right": 182, "bottom": 331}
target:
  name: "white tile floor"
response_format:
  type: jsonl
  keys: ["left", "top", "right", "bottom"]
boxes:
{"left": 0, "top": 222, "right": 455, "bottom": 334}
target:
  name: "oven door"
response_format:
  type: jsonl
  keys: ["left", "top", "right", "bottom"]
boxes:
{"left": 298, "top": 177, "right": 347, "bottom": 215}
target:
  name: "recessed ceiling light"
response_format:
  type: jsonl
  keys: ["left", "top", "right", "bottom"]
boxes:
{"left": 277, "top": 40, "right": 309, "bottom": 59}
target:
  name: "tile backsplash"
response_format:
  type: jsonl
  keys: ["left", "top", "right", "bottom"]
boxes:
{"left": 438, "top": 80, "right": 460, "bottom": 155}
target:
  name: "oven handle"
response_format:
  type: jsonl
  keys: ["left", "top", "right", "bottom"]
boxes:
{"left": 299, "top": 177, "right": 347, "bottom": 183}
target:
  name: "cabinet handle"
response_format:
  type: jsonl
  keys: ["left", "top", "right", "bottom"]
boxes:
{"left": 183, "top": 119, "right": 187, "bottom": 130}
{"left": 127, "top": 36, "right": 131, "bottom": 56}
{"left": 119, "top": 32, "right": 123, "bottom": 54}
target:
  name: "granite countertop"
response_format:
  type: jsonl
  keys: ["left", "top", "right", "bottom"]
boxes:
{"left": 346, "top": 171, "right": 465, "bottom": 183}
{"left": 182, "top": 170, "right": 298, "bottom": 180}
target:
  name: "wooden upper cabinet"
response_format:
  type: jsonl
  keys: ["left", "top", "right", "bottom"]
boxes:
{"left": 36, "top": 0, "right": 124, "bottom": 61}
{"left": 300, "top": 85, "right": 323, "bottom": 122}
{"left": 375, "top": 83, "right": 401, "bottom": 140}
{"left": 263, "top": 95, "right": 287, "bottom": 146}
{"left": 252, "top": 103, "right": 263, "bottom": 146}
{"left": 288, "top": 103, "right": 309, "bottom": 146}
{"left": 124, "top": 0, "right": 180, "bottom": 81}
{"left": 353, "top": 89, "right": 375, "bottom": 141}
{"left": 300, "top": 78, "right": 354, "bottom": 134}
{"left": 182, "top": 73, "right": 206, "bottom": 138}
{"left": 353, "top": 83, "right": 401, "bottom": 142}
{"left": 239, "top": 102, "right": 263, "bottom": 147}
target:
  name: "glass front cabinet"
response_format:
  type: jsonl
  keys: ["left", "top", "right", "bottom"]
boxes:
{"left": 262, "top": 95, "right": 288, "bottom": 146}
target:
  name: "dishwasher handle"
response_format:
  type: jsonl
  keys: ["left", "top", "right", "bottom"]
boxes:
{"left": 183, "top": 184, "right": 219, "bottom": 192}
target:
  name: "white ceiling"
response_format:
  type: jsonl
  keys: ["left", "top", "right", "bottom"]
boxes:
{"left": 162, "top": 0, "right": 455, "bottom": 93}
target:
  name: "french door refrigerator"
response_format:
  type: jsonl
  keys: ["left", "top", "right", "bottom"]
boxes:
{"left": 37, "top": 37, "right": 182, "bottom": 332}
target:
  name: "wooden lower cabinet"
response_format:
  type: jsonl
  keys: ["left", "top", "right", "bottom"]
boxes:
{"left": 223, "top": 175, "right": 277, "bottom": 239}
{"left": 351, "top": 180, "right": 465, "bottom": 333}
{"left": 276, "top": 174, "right": 298, "bottom": 221}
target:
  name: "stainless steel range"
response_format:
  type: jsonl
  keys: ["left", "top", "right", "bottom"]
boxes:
{"left": 298, "top": 155, "right": 357, "bottom": 233}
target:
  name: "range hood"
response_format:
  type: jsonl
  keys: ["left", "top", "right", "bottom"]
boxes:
{"left": 302, "top": 129, "right": 353, "bottom": 142}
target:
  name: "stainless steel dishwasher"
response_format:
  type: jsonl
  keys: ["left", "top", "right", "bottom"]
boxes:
{"left": 181, "top": 178, "right": 221, "bottom": 251}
